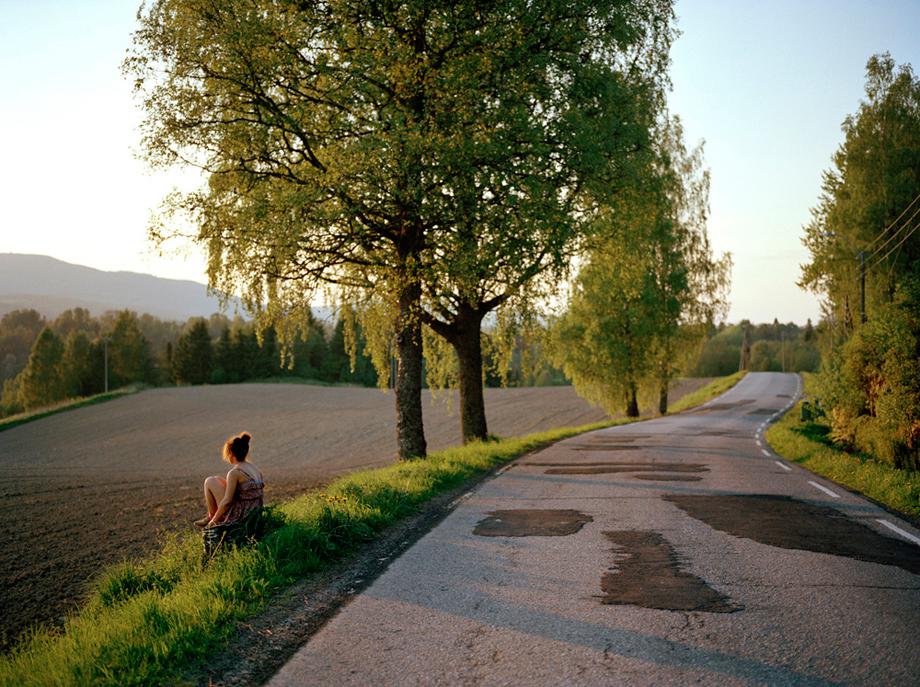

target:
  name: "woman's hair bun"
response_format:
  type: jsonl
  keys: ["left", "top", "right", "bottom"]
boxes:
{"left": 238, "top": 432, "right": 252, "bottom": 444}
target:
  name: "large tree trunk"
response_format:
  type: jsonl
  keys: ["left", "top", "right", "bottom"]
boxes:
{"left": 625, "top": 381, "right": 639, "bottom": 418}
{"left": 452, "top": 306, "right": 488, "bottom": 443}
{"left": 658, "top": 380, "right": 668, "bottom": 415}
{"left": 394, "top": 278, "right": 427, "bottom": 459}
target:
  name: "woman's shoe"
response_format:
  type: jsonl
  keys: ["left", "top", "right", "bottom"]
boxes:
{"left": 194, "top": 515, "right": 210, "bottom": 528}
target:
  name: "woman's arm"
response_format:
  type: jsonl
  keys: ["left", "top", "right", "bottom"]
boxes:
{"left": 208, "top": 469, "right": 240, "bottom": 526}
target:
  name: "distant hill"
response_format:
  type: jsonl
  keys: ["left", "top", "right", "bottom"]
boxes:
{"left": 0, "top": 253, "right": 244, "bottom": 321}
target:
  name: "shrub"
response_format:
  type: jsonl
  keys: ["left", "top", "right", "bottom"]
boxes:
{"left": 817, "top": 300, "right": 920, "bottom": 469}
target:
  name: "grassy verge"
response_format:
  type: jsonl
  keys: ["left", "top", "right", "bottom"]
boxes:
{"left": 0, "top": 372, "right": 743, "bottom": 686}
{"left": 669, "top": 370, "right": 747, "bottom": 414}
{"left": 0, "top": 386, "right": 143, "bottom": 434}
{"left": 766, "top": 373, "right": 920, "bottom": 520}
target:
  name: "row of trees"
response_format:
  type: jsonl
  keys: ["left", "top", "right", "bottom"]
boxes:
{"left": 1, "top": 310, "right": 154, "bottom": 415}
{"left": 0, "top": 302, "right": 575, "bottom": 417}
{"left": 171, "top": 312, "right": 379, "bottom": 387}
{"left": 800, "top": 53, "right": 920, "bottom": 470}
{"left": 0, "top": 307, "right": 381, "bottom": 417}
{"left": 692, "top": 320, "right": 821, "bottom": 377}
{"left": 129, "top": 0, "right": 680, "bottom": 457}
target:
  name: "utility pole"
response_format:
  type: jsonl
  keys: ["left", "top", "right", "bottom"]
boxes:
{"left": 860, "top": 250, "right": 867, "bottom": 324}
{"left": 103, "top": 337, "right": 110, "bottom": 393}
{"left": 780, "top": 330, "right": 785, "bottom": 372}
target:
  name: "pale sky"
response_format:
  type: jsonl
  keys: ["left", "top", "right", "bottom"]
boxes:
{"left": 1, "top": 0, "right": 918, "bottom": 324}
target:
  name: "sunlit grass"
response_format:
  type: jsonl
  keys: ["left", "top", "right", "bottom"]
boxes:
{"left": 668, "top": 370, "right": 747, "bottom": 414}
{"left": 766, "top": 372, "right": 920, "bottom": 520}
{"left": 0, "top": 373, "right": 741, "bottom": 686}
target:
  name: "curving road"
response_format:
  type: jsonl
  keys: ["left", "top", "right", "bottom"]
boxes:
{"left": 268, "top": 372, "right": 920, "bottom": 686}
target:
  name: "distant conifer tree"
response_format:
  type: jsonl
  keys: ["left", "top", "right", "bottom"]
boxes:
{"left": 172, "top": 319, "right": 213, "bottom": 385}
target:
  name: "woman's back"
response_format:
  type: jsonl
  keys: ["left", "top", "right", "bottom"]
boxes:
{"left": 220, "top": 465, "right": 264, "bottom": 525}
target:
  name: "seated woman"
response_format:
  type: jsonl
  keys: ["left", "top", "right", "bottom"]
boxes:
{"left": 196, "top": 432, "right": 265, "bottom": 528}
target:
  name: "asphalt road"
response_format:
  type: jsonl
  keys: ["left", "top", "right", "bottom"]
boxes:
{"left": 266, "top": 372, "right": 920, "bottom": 686}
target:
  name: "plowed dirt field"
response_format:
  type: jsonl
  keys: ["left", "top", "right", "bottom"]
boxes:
{"left": 0, "top": 380, "right": 706, "bottom": 649}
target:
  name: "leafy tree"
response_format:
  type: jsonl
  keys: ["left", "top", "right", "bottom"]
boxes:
{"left": 62, "top": 330, "right": 95, "bottom": 397}
{"left": 107, "top": 311, "right": 154, "bottom": 387}
{"left": 172, "top": 318, "right": 213, "bottom": 385}
{"left": 801, "top": 53, "right": 920, "bottom": 330}
{"left": 411, "top": 4, "right": 674, "bottom": 439}
{"left": 552, "top": 116, "right": 728, "bottom": 416}
{"left": 0, "top": 376, "right": 23, "bottom": 416}
{"left": 0, "top": 309, "right": 46, "bottom": 383}
{"left": 18, "top": 327, "right": 67, "bottom": 410}
{"left": 128, "top": 0, "right": 675, "bottom": 457}
{"left": 552, "top": 229, "right": 662, "bottom": 416}
{"left": 642, "top": 118, "right": 730, "bottom": 412}
{"left": 51, "top": 308, "right": 98, "bottom": 339}
{"left": 800, "top": 53, "right": 920, "bottom": 468}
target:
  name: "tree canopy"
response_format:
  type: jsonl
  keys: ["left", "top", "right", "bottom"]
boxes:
{"left": 128, "top": 0, "right": 677, "bottom": 456}
{"left": 801, "top": 53, "right": 920, "bottom": 470}
{"left": 800, "top": 53, "right": 920, "bottom": 330}
{"left": 552, "top": 116, "right": 729, "bottom": 416}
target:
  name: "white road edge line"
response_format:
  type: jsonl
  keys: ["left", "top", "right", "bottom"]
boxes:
{"left": 808, "top": 481, "right": 841, "bottom": 499}
{"left": 761, "top": 449, "right": 770, "bottom": 457}
{"left": 449, "top": 491, "right": 476, "bottom": 509}
{"left": 756, "top": 440, "right": 762, "bottom": 447}
{"left": 877, "top": 519, "right": 920, "bottom": 546}
{"left": 774, "top": 461, "right": 792, "bottom": 472}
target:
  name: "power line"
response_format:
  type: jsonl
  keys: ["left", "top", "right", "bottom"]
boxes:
{"left": 865, "top": 191, "right": 920, "bottom": 259}
{"left": 869, "top": 215, "right": 920, "bottom": 270}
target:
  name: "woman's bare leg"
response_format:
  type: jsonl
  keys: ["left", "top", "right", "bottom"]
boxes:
{"left": 204, "top": 476, "right": 227, "bottom": 517}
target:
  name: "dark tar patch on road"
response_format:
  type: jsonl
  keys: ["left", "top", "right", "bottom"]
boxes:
{"left": 534, "top": 462, "right": 708, "bottom": 477}
{"left": 601, "top": 531, "right": 740, "bottom": 612}
{"left": 748, "top": 408, "right": 775, "bottom": 415}
{"left": 473, "top": 509, "right": 593, "bottom": 537}
{"left": 569, "top": 444, "right": 641, "bottom": 452}
{"left": 633, "top": 474, "right": 703, "bottom": 482}
{"left": 665, "top": 494, "right": 920, "bottom": 575}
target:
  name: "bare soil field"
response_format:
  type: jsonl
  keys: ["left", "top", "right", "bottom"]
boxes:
{"left": 0, "top": 380, "right": 707, "bottom": 649}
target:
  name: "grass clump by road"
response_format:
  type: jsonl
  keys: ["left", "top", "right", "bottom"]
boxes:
{"left": 0, "top": 386, "right": 144, "bottom": 434}
{"left": 0, "top": 373, "right": 744, "bottom": 687}
{"left": 766, "top": 373, "right": 920, "bottom": 520}
{"left": 669, "top": 370, "right": 747, "bottom": 414}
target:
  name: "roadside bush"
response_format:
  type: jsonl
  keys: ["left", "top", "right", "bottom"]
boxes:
{"left": 817, "top": 301, "right": 920, "bottom": 469}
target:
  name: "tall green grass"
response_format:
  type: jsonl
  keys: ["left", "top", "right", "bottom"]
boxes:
{"left": 766, "top": 373, "right": 920, "bottom": 520}
{"left": 1, "top": 373, "right": 744, "bottom": 686}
